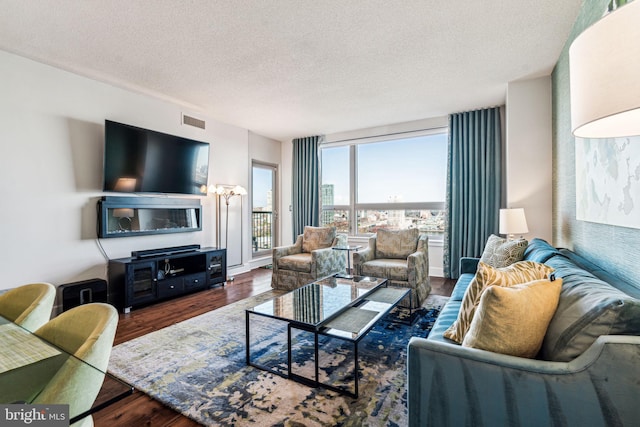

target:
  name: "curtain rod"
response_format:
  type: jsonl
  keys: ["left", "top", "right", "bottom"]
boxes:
{"left": 324, "top": 126, "right": 448, "bottom": 145}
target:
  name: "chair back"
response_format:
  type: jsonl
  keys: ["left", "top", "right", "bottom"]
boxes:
{"left": 32, "top": 303, "right": 119, "bottom": 424}
{"left": 0, "top": 282, "right": 55, "bottom": 331}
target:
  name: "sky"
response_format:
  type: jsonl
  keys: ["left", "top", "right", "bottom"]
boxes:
{"left": 321, "top": 134, "right": 448, "bottom": 205}
{"left": 252, "top": 166, "right": 272, "bottom": 209}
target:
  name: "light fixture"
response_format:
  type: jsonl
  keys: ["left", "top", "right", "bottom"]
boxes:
{"left": 499, "top": 208, "right": 529, "bottom": 240}
{"left": 569, "top": 0, "right": 640, "bottom": 138}
{"left": 209, "top": 184, "right": 247, "bottom": 250}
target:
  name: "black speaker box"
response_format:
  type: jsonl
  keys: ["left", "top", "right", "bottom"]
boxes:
{"left": 59, "top": 278, "right": 108, "bottom": 312}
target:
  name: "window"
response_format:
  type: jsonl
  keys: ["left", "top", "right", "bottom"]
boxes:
{"left": 321, "top": 130, "right": 447, "bottom": 239}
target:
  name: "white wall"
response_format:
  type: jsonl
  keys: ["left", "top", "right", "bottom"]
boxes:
{"left": 505, "top": 76, "right": 553, "bottom": 242}
{"left": 0, "top": 50, "right": 276, "bottom": 290}
{"left": 280, "top": 140, "right": 293, "bottom": 246}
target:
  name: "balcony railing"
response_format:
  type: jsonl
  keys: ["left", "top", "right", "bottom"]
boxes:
{"left": 252, "top": 211, "right": 273, "bottom": 252}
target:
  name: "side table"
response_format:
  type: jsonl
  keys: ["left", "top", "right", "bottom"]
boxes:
{"left": 332, "top": 245, "right": 362, "bottom": 278}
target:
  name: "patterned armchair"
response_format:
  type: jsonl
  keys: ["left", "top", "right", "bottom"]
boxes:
{"left": 353, "top": 229, "right": 430, "bottom": 308}
{"left": 271, "top": 226, "right": 347, "bottom": 291}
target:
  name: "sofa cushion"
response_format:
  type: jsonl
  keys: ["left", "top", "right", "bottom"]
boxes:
{"left": 376, "top": 228, "right": 419, "bottom": 259}
{"left": 425, "top": 299, "right": 462, "bottom": 344}
{"left": 443, "top": 260, "right": 555, "bottom": 343}
{"left": 360, "top": 259, "right": 409, "bottom": 281}
{"left": 480, "top": 234, "right": 528, "bottom": 268}
{"left": 523, "top": 238, "right": 562, "bottom": 264}
{"left": 541, "top": 266, "right": 640, "bottom": 362}
{"left": 462, "top": 278, "right": 562, "bottom": 358}
{"left": 302, "top": 226, "right": 336, "bottom": 253}
{"left": 450, "top": 273, "right": 474, "bottom": 302}
{"left": 277, "top": 253, "right": 312, "bottom": 273}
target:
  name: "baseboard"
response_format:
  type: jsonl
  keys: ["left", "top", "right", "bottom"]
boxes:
{"left": 430, "top": 267, "right": 444, "bottom": 278}
{"left": 249, "top": 256, "right": 272, "bottom": 270}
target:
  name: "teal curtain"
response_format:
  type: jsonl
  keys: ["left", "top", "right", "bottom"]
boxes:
{"left": 292, "top": 135, "right": 322, "bottom": 241}
{"left": 444, "top": 107, "right": 503, "bottom": 279}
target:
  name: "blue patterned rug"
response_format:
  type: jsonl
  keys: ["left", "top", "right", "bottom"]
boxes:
{"left": 109, "top": 291, "right": 446, "bottom": 426}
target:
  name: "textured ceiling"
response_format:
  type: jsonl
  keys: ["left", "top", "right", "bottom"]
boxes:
{"left": 0, "top": 0, "right": 584, "bottom": 141}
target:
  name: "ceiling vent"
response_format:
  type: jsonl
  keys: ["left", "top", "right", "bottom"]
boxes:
{"left": 182, "top": 114, "right": 206, "bottom": 129}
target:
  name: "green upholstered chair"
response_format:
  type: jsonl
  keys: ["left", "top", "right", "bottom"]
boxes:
{"left": 0, "top": 282, "right": 55, "bottom": 332}
{"left": 32, "top": 303, "right": 119, "bottom": 427}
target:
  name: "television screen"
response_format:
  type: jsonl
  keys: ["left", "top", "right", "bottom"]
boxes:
{"left": 103, "top": 120, "right": 210, "bottom": 195}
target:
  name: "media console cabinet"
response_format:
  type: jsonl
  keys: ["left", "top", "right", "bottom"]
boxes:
{"left": 108, "top": 246, "right": 226, "bottom": 313}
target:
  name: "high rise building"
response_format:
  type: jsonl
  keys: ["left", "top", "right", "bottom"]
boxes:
{"left": 321, "top": 184, "right": 335, "bottom": 225}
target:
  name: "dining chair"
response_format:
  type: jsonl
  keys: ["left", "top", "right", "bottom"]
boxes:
{"left": 32, "top": 303, "right": 119, "bottom": 427}
{"left": 0, "top": 282, "right": 55, "bottom": 332}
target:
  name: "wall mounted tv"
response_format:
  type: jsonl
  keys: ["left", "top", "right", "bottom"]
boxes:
{"left": 103, "top": 120, "right": 210, "bottom": 195}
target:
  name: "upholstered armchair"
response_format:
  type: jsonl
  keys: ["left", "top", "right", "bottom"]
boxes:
{"left": 353, "top": 229, "right": 430, "bottom": 308}
{"left": 272, "top": 226, "right": 347, "bottom": 291}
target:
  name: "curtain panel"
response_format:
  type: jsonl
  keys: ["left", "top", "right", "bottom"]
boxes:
{"left": 444, "top": 107, "right": 503, "bottom": 279}
{"left": 292, "top": 135, "right": 322, "bottom": 241}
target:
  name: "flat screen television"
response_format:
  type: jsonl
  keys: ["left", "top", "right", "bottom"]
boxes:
{"left": 103, "top": 120, "right": 210, "bottom": 195}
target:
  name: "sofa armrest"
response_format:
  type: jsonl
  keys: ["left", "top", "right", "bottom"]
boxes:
{"left": 407, "top": 335, "right": 640, "bottom": 427}
{"left": 459, "top": 257, "right": 479, "bottom": 275}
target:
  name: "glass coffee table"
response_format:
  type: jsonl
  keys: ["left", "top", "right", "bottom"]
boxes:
{"left": 245, "top": 275, "right": 410, "bottom": 397}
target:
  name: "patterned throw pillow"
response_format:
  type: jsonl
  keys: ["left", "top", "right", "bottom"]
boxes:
{"left": 302, "top": 226, "right": 336, "bottom": 253}
{"left": 480, "top": 234, "right": 528, "bottom": 268}
{"left": 462, "top": 277, "right": 562, "bottom": 358}
{"left": 443, "top": 260, "right": 555, "bottom": 343}
{"left": 375, "top": 228, "right": 419, "bottom": 259}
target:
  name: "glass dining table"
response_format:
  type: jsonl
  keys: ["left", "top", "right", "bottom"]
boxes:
{"left": 0, "top": 314, "right": 133, "bottom": 425}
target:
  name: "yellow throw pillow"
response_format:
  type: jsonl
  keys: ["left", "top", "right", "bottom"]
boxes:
{"left": 462, "top": 278, "right": 563, "bottom": 358}
{"left": 443, "top": 261, "right": 555, "bottom": 343}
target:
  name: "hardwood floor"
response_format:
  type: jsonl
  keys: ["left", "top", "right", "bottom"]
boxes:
{"left": 94, "top": 269, "right": 455, "bottom": 427}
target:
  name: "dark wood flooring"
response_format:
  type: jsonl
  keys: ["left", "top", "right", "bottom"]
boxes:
{"left": 94, "top": 269, "right": 455, "bottom": 427}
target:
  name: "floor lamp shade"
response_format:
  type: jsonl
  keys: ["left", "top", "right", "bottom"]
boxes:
{"left": 569, "top": 0, "right": 640, "bottom": 138}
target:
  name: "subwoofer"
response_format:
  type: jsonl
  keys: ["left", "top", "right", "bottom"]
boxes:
{"left": 59, "top": 278, "right": 108, "bottom": 312}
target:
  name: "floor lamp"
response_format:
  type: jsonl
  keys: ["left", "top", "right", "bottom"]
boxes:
{"left": 210, "top": 184, "right": 247, "bottom": 281}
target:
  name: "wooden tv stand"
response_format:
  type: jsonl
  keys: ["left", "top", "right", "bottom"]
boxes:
{"left": 108, "top": 246, "right": 226, "bottom": 313}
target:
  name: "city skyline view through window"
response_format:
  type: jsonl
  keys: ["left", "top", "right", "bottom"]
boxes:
{"left": 321, "top": 132, "right": 448, "bottom": 237}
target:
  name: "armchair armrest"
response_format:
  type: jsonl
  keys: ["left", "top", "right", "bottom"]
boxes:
{"left": 353, "top": 236, "right": 376, "bottom": 274}
{"left": 459, "top": 257, "right": 479, "bottom": 275}
{"left": 407, "top": 234, "right": 429, "bottom": 281}
{"left": 407, "top": 335, "right": 640, "bottom": 427}
{"left": 310, "top": 245, "right": 346, "bottom": 278}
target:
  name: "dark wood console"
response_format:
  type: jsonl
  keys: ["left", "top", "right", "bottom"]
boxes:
{"left": 108, "top": 247, "right": 226, "bottom": 313}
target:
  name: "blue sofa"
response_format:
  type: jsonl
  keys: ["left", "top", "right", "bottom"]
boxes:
{"left": 408, "top": 238, "right": 640, "bottom": 426}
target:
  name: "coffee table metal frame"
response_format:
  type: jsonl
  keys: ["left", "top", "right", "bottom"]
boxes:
{"left": 245, "top": 275, "right": 411, "bottom": 397}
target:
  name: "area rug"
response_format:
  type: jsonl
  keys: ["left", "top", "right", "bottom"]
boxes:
{"left": 108, "top": 291, "right": 448, "bottom": 426}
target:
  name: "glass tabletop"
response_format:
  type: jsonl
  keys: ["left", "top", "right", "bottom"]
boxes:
{"left": 249, "top": 275, "right": 387, "bottom": 328}
{"left": 0, "top": 314, "right": 133, "bottom": 424}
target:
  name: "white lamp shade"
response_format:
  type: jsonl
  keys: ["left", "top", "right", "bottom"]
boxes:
{"left": 569, "top": 1, "right": 640, "bottom": 138}
{"left": 499, "top": 208, "right": 529, "bottom": 235}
